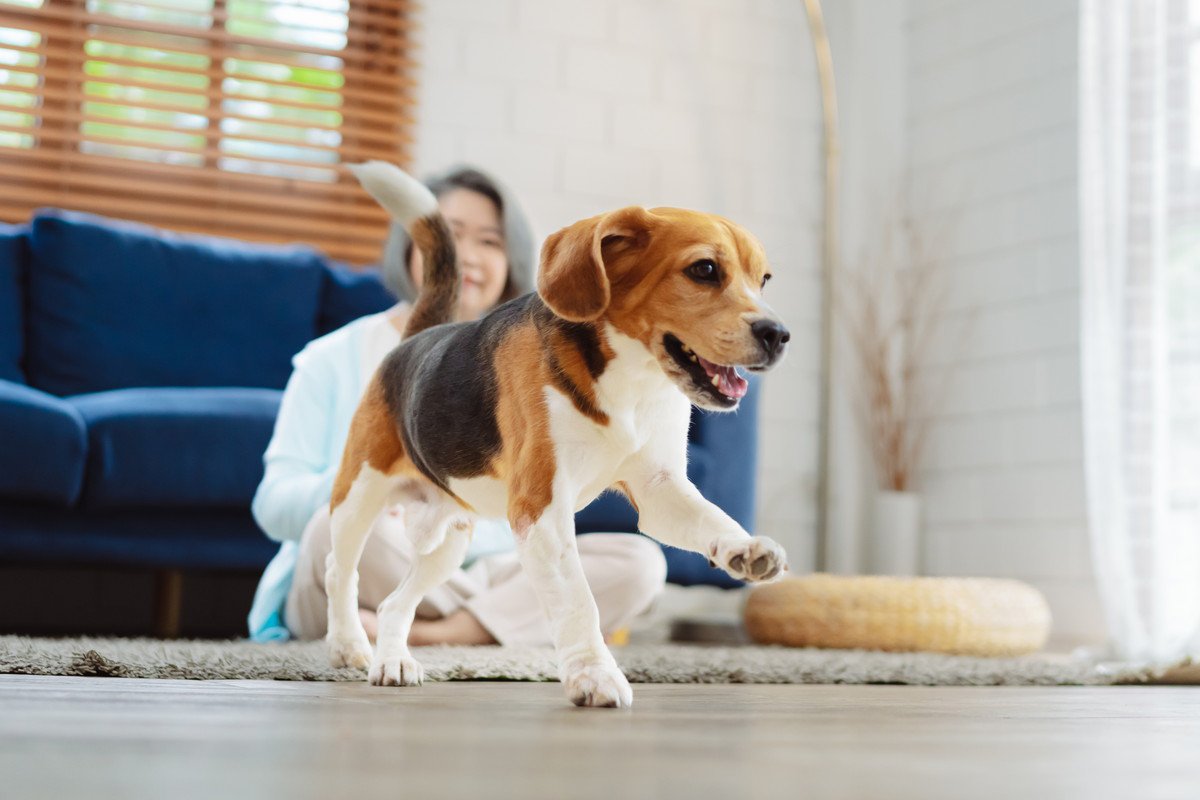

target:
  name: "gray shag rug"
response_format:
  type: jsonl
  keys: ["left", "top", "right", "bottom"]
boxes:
{"left": 0, "top": 635, "right": 1183, "bottom": 685}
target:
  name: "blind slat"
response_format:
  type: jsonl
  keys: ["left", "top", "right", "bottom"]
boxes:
{"left": 3, "top": 89, "right": 408, "bottom": 145}
{"left": 0, "top": 26, "right": 417, "bottom": 91}
{"left": 7, "top": 62, "right": 411, "bottom": 125}
{"left": 9, "top": 197, "right": 388, "bottom": 262}
{"left": 82, "top": 0, "right": 409, "bottom": 35}
{"left": 0, "top": 5, "right": 415, "bottom": 67}
{"left": 3, "top": 180, "right": 389, "bottom": 244}
{"left": 2, "top": 159, "right": 389, "bottom": 224}
{"left": 0, "top": 121, "right": 379, "bottom": 172}
{"left": 101, "top": 0, "right": 408, "bottom": 40}
{"left": 0, "top": 100, "right": 405, "bottom": 161}
{"left": 0, "top": 40, "right": 415, "bottom": 105}
{"left": 2, "top": 147, "right": 406, "bottom": 200}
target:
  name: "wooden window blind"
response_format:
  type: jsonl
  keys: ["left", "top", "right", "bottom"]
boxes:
{"left": 0, "top": 0, "right": 415, "bottom": 264}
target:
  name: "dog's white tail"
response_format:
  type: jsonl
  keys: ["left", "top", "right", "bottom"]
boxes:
{"left": 346, "top": 160, "right": 437, "bottom": 227}
{"left": 347, "top": 161, "right": 458, "bottom": 337}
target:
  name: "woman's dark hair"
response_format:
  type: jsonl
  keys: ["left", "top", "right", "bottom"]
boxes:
{"left": 430, "top": 168, "right": 504, "bottom": 216}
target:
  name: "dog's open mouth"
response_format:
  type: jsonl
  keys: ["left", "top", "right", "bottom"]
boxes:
{"left": 663, "top": 333, "right": 748, "bottom": 405}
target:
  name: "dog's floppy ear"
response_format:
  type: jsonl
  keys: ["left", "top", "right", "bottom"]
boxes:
{"left": 538, "top": 206, "right": 652, "bottom": 322}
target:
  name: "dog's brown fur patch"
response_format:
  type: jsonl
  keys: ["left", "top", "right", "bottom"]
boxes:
{"left": 490, "top": 323, "right": 559, "bottom": 528}
{"left": 540, "top": 319, "right": 616, "bottom": 425}
{"left": 330, "top": 373, "right": 405, "bottom": 509}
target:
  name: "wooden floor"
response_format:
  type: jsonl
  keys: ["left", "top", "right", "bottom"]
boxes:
{"left": 2, "top": 675, "right": 1198, "bottom": 800}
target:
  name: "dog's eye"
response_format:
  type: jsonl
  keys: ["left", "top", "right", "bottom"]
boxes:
{"left": 761, "top": 274, "right": 772, "bottom": 289}
{"left": 686, "top": 260, "right": 720, "bottom": 284}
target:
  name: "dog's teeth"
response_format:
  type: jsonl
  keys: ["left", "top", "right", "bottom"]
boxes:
{"left": 689, "top": 354, "right": 698, "bottom": 362}
{"left": 711, "top": 374, "right": 721, "bottom": 388}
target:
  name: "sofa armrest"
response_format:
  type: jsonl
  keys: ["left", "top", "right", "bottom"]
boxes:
{"left": 0, "top": 379, "right": 87, "bottom": 506}
{"left": 0, "top": 222, "right": 28, "bottom": 383}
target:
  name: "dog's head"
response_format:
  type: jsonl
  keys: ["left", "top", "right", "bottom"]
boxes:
{"left": 538, "top": 206, "right": 789, "bottom": 411}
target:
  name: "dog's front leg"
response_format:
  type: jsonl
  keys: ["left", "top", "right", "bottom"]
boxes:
{"left": 513, "top": 504, "right": 633, "bottom": 709}
{"left": 625, "top": 463, "right": 787, "bottom": 583}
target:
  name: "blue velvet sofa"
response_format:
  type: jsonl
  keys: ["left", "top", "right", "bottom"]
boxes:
{"left": 0, "top": 209, "right": 759, "bottom": 597}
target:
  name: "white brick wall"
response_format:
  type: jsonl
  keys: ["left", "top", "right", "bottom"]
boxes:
{"left": 410, "top": 0, "right": 824, "bottom": 564}
{"left": 905, "top": 0, "right": 1104, "bottom": 646}
{"left": 408, "top": 0, "right": 1104, "bottom": 646}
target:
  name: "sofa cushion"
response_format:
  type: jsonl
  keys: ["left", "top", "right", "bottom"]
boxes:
{"left": 26, "top": 209, "right": 326, "bottom": 395}
{"left": 318, "top": 262, "right": 394, "bottom": 336}
{"left": 0, "top": 223, "right": 28, "bottom": 383}
{"left": 0, "top": 379, "right": 87, "bottom": 506}
{"left": 68, "top": 387, "right": 281, "bottom": 510}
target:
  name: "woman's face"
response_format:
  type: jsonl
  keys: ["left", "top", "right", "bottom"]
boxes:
{"left": 408, "top": 187, "right": 509, "bottom": 321}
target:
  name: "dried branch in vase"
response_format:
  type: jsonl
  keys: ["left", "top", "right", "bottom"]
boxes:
{"left": 838, "top": 215, "right": 970, "bottom": 493}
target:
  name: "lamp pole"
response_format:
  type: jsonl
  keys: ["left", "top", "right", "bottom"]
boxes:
{"left": 802, "top": 0, "right": 839, "bottom": 572}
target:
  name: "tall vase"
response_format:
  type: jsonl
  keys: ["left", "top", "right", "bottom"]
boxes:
{"left": 867, "top": 490, "right": 921, "bottom": 576}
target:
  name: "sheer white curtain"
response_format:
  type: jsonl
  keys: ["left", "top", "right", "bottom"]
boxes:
{"left": 1081, "top": 0, "right": 1200, "bottom": 662}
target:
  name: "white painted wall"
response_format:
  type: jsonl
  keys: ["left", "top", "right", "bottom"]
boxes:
{"left": 410, "top": 0, "right": 824, "bottom": 566}
{"left": 904, "top": 0, "right": 1103, "bottom": 646}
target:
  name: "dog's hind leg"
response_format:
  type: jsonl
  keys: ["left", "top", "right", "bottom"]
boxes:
{"left": 370, "top": 510, "right": 473, "bottom": 687}
{"left": 325, "top": 374, "right": 406, "bottom": 670}
{"left": 325, "top": 462, "right": 393, "bottom": 669}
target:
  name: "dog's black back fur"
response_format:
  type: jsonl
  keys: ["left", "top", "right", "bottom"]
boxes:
{"left": 377, "top": 293, "right": 612, "bottom": 494}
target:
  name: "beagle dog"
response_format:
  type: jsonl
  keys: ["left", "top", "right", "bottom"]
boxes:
{"left": 327, "top": 162, "right": 790, "bottom": 708}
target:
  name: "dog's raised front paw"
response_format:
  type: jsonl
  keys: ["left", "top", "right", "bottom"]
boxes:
{"left": 562, "top": 660, "right": 633, "bottom": 709}
{"left": 327, "top": 630, "right": 373, "bottom": 671}
{"left": 711, "top": 534, "right": 787, "bottom": 583}
{"left": 369, "top": 652, "right": 424, "bottom": 687}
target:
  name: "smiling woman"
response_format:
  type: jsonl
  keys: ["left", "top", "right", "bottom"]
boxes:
{"left": 0, "top": 0, "right": 415, "bottom": 263}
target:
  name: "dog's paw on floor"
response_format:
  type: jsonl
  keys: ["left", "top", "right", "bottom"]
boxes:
{"left": 563, "top": 662, "right": 633, "bottom": 708}
{"left": 327, "top": 634, "right": 372, "bottom": 671}
{"left": 369, "top": 652, "right": 424, "bottom": 686}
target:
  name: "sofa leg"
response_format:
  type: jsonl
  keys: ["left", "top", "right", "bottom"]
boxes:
{"left": 154, "top": 569, "right": 184, "bottom": 639}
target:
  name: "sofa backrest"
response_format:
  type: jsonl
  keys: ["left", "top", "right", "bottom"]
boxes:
{"left": 25, "top": 209, "right": 329, "bottom": 395}
{"left": 0, "top": 222, "right": 28, "bottom": 384}
{"left": 318, "top": 261, "right": 395, "bottom": 337}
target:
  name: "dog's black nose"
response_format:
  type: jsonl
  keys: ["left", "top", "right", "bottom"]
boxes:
{"left": 752, "top": 319, "right": 791, "bottom": 361}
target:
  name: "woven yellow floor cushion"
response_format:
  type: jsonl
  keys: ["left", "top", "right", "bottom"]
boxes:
{"left": 743, "top": 574, "right": 1052, "bottom": 657}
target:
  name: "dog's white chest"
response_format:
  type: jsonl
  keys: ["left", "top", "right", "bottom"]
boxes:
{"left": 546, "top": 336, "right": 688, "bottom": 511}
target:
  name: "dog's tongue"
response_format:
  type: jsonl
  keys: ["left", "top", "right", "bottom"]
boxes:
{"left": 717, "top": 365, "right": 748, "bottom": 398}
{"left": 698, "top": 356, "right": 749, "bottom": 399}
